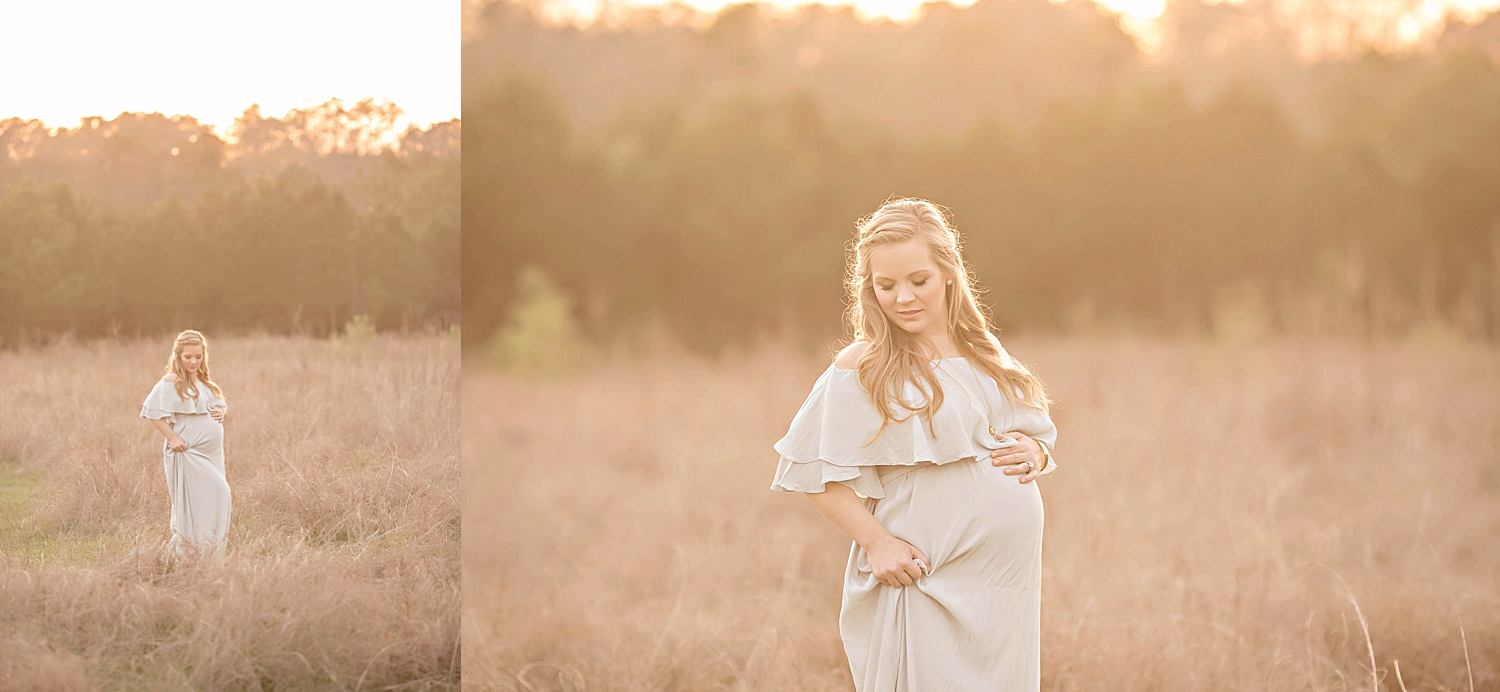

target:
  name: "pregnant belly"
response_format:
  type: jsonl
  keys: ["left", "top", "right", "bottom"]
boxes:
{"left": 868, "top": 457, "right": 1043, "bottom": 584}
{"left": 172, "top": 414, "right": 224, "bottom": 452}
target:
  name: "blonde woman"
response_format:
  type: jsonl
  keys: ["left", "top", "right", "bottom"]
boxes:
{"left": 771, "top": 198, "right": 1058, "bottom": 690}
{"left": 140, "top": 329, "right": 231, "bottom": 558}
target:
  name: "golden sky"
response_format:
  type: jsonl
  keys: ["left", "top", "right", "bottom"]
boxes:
{"left": 529, "top": 0, "right": 1500, "bottom": 53}
{"left": 0, "top": 0, "right": 459, "bottom": 134}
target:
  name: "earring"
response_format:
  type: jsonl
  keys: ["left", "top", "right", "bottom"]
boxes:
{"left": 946, "top": 280, "right": 953, "bottom": 285}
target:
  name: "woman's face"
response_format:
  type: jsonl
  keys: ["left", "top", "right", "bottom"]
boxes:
{"left": 868, "top": 239, "right": 948, "bottom": 340}
{"left": 179, "top": 344, "right": 204, "bottom": 374}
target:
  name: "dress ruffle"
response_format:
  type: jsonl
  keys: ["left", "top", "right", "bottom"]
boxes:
{"left": 770, "top": 354, "right": 1058, "bottom": 499}
{"left": 140, "top": 379, "right": 227, "bottom": 420}
{"left": 771, "top": 457, "right": 888, "bottom": 499}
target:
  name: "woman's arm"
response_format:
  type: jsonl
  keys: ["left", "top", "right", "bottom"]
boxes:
{"left": 805, "top": 481, "right": 930, "bottom": 587}
{"left": 149, "top": 418, "right": 188, "bottom": 452}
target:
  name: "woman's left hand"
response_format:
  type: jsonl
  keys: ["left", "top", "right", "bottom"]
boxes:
{"left": 990, "top": 431, "right": 1043, "bottom": 484}
{"left": 210, "top": 407, "right": 225, "bottom": 422}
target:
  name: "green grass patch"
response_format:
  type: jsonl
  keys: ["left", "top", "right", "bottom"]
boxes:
{"left": 0, "top": 458, "right": 120, "bottom": 565}
{"left": 0, "top": 456, "right": 43, "bottom": 539}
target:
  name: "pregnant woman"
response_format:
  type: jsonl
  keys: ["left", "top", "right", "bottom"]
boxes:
{"left": 771, "top": 198, "right": 1059, "bottom": 690}
{"left": 140, "top": 329, "right": 231, "bottom": 559}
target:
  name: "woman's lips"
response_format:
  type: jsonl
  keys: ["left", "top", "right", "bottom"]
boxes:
{"left": 897, "top": 308, "right": 922, "bottom": 320}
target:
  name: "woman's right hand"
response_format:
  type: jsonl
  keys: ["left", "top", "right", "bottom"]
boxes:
{"left": 864, "top": 535, "right": 931, "bottom": 587}
{"left": 168, "top": 436, "right": 188, "bottom": 453}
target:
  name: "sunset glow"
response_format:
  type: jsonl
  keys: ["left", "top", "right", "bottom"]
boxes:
{"left": 1, "top": 0, "right": 458, "bottom": 134}
{"left": 531, "top": 0, "right": 1168, "bottom": 23}
{"left": 529, "top": 0, "right": 1500, "bottom": 52}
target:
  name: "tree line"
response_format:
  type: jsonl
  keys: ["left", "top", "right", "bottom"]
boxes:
{"left": 0, "top": 99, "right": 458, "bottom": 345}
{"left": 466, "top": 0, "right": 1500, "bottom": 142}
{"left": 464, "top": 46, "right": 1500, "bottom": 351}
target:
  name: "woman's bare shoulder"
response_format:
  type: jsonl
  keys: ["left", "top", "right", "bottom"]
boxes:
{"left": 161, "top": 373, "right": 177, "bottom": 383}
{"left": 833, "top": 341, "right": 870, "bottom": 370}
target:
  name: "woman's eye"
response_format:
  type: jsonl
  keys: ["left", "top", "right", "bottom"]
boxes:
{"left": 914, "top": 280, "right": 927, "bottom": 286}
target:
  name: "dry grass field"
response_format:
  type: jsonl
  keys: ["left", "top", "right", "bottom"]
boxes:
{"left": 0, "top": 333, "right": 459, "bottom": 691}
{"left": 465, "top": 337, "right": 1498, "bottom": 691}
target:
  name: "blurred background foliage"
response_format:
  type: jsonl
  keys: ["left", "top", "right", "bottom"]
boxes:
{"left": 0, "top": 98, "right": 459, "bottom": 346}
{"left": 464, "top": 0, "right": 1500, "bottom": 353}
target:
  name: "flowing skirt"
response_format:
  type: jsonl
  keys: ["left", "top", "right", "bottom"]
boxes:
{"left": 163, "top": 412, "right": 231, "bottom": 558}
{"left": 841, "top": 457, "right": 1044, "bottom": 691}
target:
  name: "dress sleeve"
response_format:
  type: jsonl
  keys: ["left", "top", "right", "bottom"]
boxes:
{"left": 1009, "top": 400, "right": 1058, "bottom": 475}
{"left": 770, "top": 457, "right": 887, "bottom": 499}
{"left": 140, "top": 380, "right": 178, "bottom": 420}
{"left": 1037, "top": 439, "right": 1058, "bottom": 476}
{"left": 996, "top": 342, "right": 1059, "bottom": 475}
{"left": 769, "top": 366, "right": 890, "bottom": 499}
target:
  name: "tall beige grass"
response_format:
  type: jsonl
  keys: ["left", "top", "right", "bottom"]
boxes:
{"left": 0, "top": 333, "right": 459, "bottom": 691}
{"left": 465, "top": 338, "right": 1498, "bottom": 691}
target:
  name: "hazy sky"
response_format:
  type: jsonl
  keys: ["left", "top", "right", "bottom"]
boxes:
{"left": 1, "top": 0, "right": 459, "bottom": 134}
{"left": 531, "top": 0, "right": 1500, "bottom": 50}
{"left": 524, "top": 0, "right": 1173, "bottom": 27}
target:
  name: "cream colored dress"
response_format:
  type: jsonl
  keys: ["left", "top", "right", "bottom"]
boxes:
{"left": 140, "top": 378, "right": 231, "bottom": 558}
{"left": 771, "top": 350, "right": 1058, "bottom": 692}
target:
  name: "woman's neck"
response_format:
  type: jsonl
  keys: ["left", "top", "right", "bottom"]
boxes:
{"left": 915, "top": 332, "right": 960, "bottom": 360}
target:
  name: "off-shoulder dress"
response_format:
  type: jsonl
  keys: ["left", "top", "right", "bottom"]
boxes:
{"left": 140, "top": 378, "right": 231, "bottom": 557}
{"left": 771, "top": 350, "right": 1058, "bottom": 692}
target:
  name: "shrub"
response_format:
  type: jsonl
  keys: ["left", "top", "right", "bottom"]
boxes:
{"left": 487, "top": 265, "right": 584, "bottom": 374}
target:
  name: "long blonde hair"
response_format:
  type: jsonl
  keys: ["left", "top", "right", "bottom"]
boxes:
{"left": 846, "top": 198, "right": 1049, "bottom": 440}
{"left": 166, "top": 329, "right": 225, "bottom": 403}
